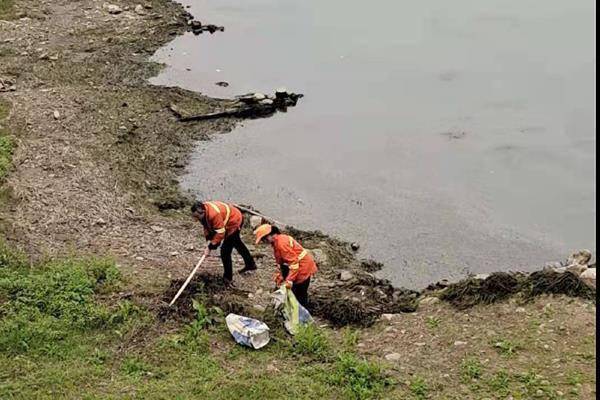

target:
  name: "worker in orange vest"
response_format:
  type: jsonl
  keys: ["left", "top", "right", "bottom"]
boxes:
{"left": 191, "top": 201, "right": 256, "bottom": 284}
{"left": 254, "top": 224, "right": 317, "bottom": 307}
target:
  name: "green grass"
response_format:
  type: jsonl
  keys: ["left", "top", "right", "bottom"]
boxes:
{"left": 409, "top": 376, "right": 428, "bottom": 399}
{"left": 0, "top": 100, "right": 13, "bottom": 180}
{"left": 0, "top": 254, "right": 126, "bottom": 356}
{"left": 493, "top": 338, "right": 520, "bottom": 357}
{"left": 292, "top": 323, "right": 332, "bottom": 360}
{"left": 425, "top": 316, "right": 440, "bottom": 329}
{"left": 461, "top": 357, "right": 483, "bottom": 381}
{"left": 0, "top": 0, "right": 14, "bottom": 19}
{"left": 486, "top": 370, "right": 511, "bottom": 397}
{"left": 0, "top": 240, "right": 395, "bottom": 399}
{"left": 329, "top": 352, "right": 391, "bottom": 400}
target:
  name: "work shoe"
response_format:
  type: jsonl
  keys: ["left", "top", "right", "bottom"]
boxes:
{"left": 222, "top": 277, "right": 235, "bottom": 288}
{"left": 238, "top": 265, "right": 257, "bottom": 275}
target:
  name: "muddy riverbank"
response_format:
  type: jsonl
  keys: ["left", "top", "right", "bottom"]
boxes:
{"left": 1, "top": 0, "right": 595, "bottom": 293}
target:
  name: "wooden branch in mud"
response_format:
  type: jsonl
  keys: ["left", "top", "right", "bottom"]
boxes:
{"left": 169, "top": 90, "right": 304, "bottom": 122}
{"left": 169, "top": 103, "right": 274, "bottom": 122}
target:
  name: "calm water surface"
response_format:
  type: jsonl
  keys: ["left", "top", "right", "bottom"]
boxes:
{"left": 151, "top": 0, "right": 596, "bottom": 288}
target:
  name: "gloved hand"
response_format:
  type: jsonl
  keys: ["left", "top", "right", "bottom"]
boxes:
{"left": 285, "top": 280, "right": 293, "bottom": 289}
{"left": 208, "top": 242, "right": 220, "bottom": 251}
{"left": 203, "top": 247, "right": 211, "bottom": 257}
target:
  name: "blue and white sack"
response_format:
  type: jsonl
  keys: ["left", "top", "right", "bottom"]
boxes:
{"left": 225, "top": 313, "right": 270, "bottom": 349}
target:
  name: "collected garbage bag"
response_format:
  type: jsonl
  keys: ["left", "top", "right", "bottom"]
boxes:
{"left": 271, "top": 285, "right": 313, "bottom": 335}
{"left": 225, "top": 313, "right": 270, "bottom": 349}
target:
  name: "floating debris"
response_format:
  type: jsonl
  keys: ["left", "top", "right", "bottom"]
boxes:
{"left": 188, "top": 20, "right": 225, "bottom": 35}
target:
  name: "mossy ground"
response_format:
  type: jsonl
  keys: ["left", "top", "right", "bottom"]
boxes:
{"left": 0, "top": 99, "right": 12, "bottom": 180}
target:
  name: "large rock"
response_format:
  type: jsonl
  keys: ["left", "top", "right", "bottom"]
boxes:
{"left": 105, "top": 4, "right": 123, "bottom": 14}
{"left": 579, "top": 268, "right": 596, "bottom": 289}
{"left": 566, "top": 263, "right": 587, "bottom": 276}
{"left": 566, "top": 249, "right": 592, "bottom": 266}
{"left": 419, "top": 296, "right": 440, "bottom": 307}
{"left": 310, "top": 249, "right": 328, "bottom": 266}
{"left": 339, "top": 270, "right": 353, "bottom": 281}
{"left": 249, "top": 215, "right": 262, "bottom": 229}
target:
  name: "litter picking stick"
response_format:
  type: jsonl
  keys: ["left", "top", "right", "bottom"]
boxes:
{"left": 234, "top": 204, "right": 285, "bottom": 227}
{"left": 169, "top": 249, "right": 208, "bottom": 307}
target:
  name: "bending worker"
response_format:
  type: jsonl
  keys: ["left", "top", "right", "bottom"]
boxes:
{"left": 254, "top": 224, "right": 317, "bottom": 307}
{"left": 191, "top": 200, "right": 256, "bottom": 284}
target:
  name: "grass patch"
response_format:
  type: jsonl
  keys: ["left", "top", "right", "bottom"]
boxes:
{"left": 292, "top": 323, "right": 332, "bottom": 360}
{"left": 120, "top": 356, "right": 152, "bottom": 378}
{"left": 0, "top": 0, "right": 14, "bottom": 20}
{"left": 409, "top": 376, "right": 429, "bottom": 399}
{"left": 461, "top": 358, "right": 483, "bottom": 381}
{"left": 330, "top": 353, "right": 391, "bottom": 400}
{"left": 0, "top": 100, "right": 13, "bottom": 180}
{"left": 0, "top": 253, "right": 126, "bottom": 356}
{"left": 425, "top": 316, "right": 440, "bottom": 329}
{"left": 342, "top": 327, "right": 360, "bottom": 350}
{"left": 493, "top": 339, "right": 520, "bottom": 357}
{"left": 487, "top": 370, "right": 511, "bottom": 397}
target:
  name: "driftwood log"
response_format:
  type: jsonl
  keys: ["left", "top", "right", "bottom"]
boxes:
{"left": 170, "top": 91, "right": 303, "bottom": 122}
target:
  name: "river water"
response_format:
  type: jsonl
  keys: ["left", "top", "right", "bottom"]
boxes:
{"left": 151, "top": 0, "right": 596, "bottom": 288}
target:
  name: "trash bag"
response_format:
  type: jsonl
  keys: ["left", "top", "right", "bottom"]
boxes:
{"left": 225, "top": 313, "right": 270, "bottom": 349}
{"left": 271, "top": 285, "right": 313, "bottom": 335}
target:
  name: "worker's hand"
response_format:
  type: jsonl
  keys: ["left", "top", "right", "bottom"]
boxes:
{"left": 285, "top": 280, "right": 293, "bottom": 289}
{"left": 208, "top": 242, "right": 220, "bottom": 251}
{"left": 203, "top": 247, "right": 211, "bottom": 257}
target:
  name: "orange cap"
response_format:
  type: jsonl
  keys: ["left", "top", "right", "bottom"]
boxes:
{"left": 254, "top": 224, "right": 272, "bottom": 244}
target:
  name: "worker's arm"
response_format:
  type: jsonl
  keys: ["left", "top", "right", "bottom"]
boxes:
{"left": 207, "top": 212, "right": 226, "bottom": 248}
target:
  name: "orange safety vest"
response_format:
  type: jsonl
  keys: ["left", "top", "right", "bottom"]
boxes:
{"left": 202, "top": 201, "right": 243, "bottom": 245}
{"left": 272, "top": 234, "right": 318, "bottom": 285}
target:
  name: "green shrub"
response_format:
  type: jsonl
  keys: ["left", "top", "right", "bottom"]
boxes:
{"left": 330, "top": 353, "right": 390, "bottom": 400}
{"left": 292, "top": 323, "right": 331, "bottom": 360}
{"left": 177, "top": 299, "right": 218, "bottom": 353}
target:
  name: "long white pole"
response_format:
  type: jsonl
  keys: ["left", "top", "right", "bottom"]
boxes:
{"left": 169, "top": 251, "right": 208, "bottom": 307}
{"left": 234, "top": 204, "right": 285, "bottom": 227}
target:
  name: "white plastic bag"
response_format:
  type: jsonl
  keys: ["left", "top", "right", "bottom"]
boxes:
{"left": 271, "top": 285, "right": 313, "bottom": 335}
{"left": 225, "top": 313, "right": 270, "bottom": 349}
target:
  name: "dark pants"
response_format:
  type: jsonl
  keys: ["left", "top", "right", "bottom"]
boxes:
{"left": 220, "top": 229, "right": 255, "bottom": 281}
{"left": 280, "top": 264, "right": 311, "bottom": 308}
{"left": 291, "top": 277, "right": 311, "bottom": 309}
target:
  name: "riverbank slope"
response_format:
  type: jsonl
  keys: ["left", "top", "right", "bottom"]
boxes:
{"left": 0, "top": 0, "right": 595, "bottom": 398}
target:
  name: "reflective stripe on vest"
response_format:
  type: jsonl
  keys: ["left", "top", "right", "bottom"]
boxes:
{"left": 289, "top": 233, "right": 307, "bottom": 270}
{"left": 298, "top": 249, "right": 308, "bottom": 261}
{"left": 206, "top": 202, "right": 231, "bottom": 234}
